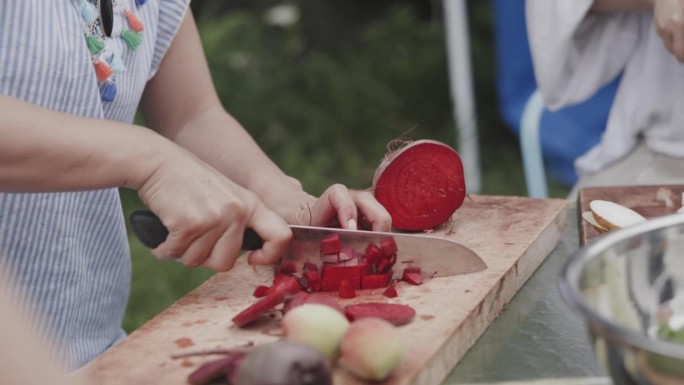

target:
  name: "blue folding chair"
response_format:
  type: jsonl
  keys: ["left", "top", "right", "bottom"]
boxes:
{"left": 493, "top": 0, "right": 619, "bottom": 197}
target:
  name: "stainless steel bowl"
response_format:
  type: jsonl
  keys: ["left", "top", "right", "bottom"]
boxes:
{"left": 561, "top": 213, "right": 684, "bottom": 385}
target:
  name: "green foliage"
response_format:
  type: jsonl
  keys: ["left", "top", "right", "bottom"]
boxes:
{"left": 198, "top": 5, "right": 455, "bottom": 194}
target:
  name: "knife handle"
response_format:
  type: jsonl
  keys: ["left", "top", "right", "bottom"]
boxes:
{"left": 129, "top": 210, "right": 264, "bottom": 251}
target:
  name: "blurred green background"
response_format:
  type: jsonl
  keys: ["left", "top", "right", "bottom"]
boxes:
{"left": 121, "top": 0, "right": 570, "bottom": 332}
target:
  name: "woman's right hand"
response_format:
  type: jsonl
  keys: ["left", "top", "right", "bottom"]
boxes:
{"left": 136, "top": 146, "right": 292, "bottom": 272}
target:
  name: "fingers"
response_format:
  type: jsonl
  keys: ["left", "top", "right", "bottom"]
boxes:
{"left": 150, "top": 194, "right": 290, "bottom": 272}
{"left": 305, "top": 184, "right": 392, "bottom": 231}
{"left": 309, "top": 184, "right": 358, "bottom": 229}
{"left": 350, "top": 190, "right": 393, "bottom": 232}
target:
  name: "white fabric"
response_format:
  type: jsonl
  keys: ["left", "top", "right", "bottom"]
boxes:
{"left": 526, "top": 1, "right": 684, "bottom": 177}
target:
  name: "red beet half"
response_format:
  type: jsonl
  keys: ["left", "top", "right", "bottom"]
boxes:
{"left": 345, "top": 303, "right": 416, "bottom": 326}
{"left": 372, "top": 140, "right": 466, "bottom": 231}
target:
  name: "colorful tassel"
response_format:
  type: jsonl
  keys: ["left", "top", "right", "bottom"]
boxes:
{"left": 99, "top": 80, "right": 117, "bottom": 102}
{"left": 85, "top": 35, "right": 105, "bottom": 54}
{"left": 108, "top": 52, "right": 126, "bottom": 73}
{"left": 120, "top": 28, "right": 142, "bottom": 51}
{"left": 80, "top": 0, "right": 98, "bottom": 24}
{"left": 93, "top": 58, "right": 113, "bottom": 82}
{"left": 135, "top": 0, "right": 148, "bottom": 5}
{"left": 124, "top": 9, "right": 144, "bottom": 32}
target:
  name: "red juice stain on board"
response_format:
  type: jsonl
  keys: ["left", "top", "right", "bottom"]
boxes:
{"left": 175, "top": 337, "right": 194, "bottom": 348}
{"left": 181, "top": 359, "right": 194, "bottom": 368}
{"left": 420, "top": 315, "right": 435, "bottom": 321}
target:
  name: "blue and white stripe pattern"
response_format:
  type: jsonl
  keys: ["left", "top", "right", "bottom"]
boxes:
{"left": 0, "top": 0, "right": 189, "bottom": 370}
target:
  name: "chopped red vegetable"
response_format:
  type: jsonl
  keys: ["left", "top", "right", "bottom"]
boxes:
{"left": 380, "top": 237, "right": 398, "bottom": 257}
{"left": 322, "top": 262, "right": 372, "bottom": 280}
{"left": 337, "top": 248, "right": 354, "bottom": 263}
{"left": 338, "top": 280, "right": 356, "bottom": 299}
{"left": 402, "top": 272, "right": 423, "bottom": 285}
{"left": 361, "top": 272, "right": 392, "bottom": 290}
{"left": 252, "top": 285, "right": 269, "bottom": 298}
{"left": 372, "top": 140, "right": 466, "bottom": 230}
{"left": 303, "top": 270, "right": 322, "bottom": 292}
{"left": 345, "top": 303, "right": 416, "bottom": 326}
{"left": 279, "top": 261, "right": 297, "bottom": 275}
{"left": 232, "top": 275, "right": 301, "bottom": 327}
{"left": 403, "top": 266, "right": 421, "bottom": 274}
{"left": 364, "top": 243, "right": 384, "bottom": 265}
{"left": 376, "top": 258, "right": 392, "bottom": 274}
{"left": 382, "top": 285, "right": 398, "bottom": 298}
{"left": 320, "top": 253, "right": 339, "bottom": 264}
{"left": 303, "top": 261, "right": 319, "bottom": 272}
{"left": 320, "top": 234, "right": 341, "bottom": 255}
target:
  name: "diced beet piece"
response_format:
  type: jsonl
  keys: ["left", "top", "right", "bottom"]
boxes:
{"left": 380, "top": 237, "right": 398, "bottom": 257}
{"left": 403, "top": 266, "right": 421, "bottom": 274}
{"left": 303, "top": 261, "right": 319, "bottom": 272}
{"left": 343, "top": 257, "right": 359, "bottom": 267}
{"left": 338, "top": 248, "right": 354, "bottom": 262}
{"left": 279, "top": 261, "right": 297, "bottom": 275}
{"left": 345, "top": 303, "right": 416, "bottom": 326}
{"left": 320, "top": 234, "right": 341, "bottom": 255}
{"left": 321, "top": 276, "right": 361, "bottom": 292}
{"left": 283, "top": 292, "right": 345, "bottom": 315}
{"left": 382, "top": 285, "right": 398, "bottom": 298}
{"left": 361, "top": 272, "right": 392, "bottom": 289}
{"left": 338, "top": 280, "right": 356, "bottom": 299}
{"left": 321, "top": 277, "right": 340, "bottom": 292}
{"left": 322, "top": 263, "right": 372, "bottom": 280}
{"left": 364, "top": 243, "right": 384, "bottom": 265}
{"left": 320, "top": 253, "right": 340, "bottom": 264}
{"left": 402, "top": 272, "right": 423, "bottom": 285}
{"left": 232, "top": 276, "right": 300, "bottom": 327}
{"left": 377, "top": 258, "right": 392, "bottom": 274}
{"left": 252, "top": 285, "right": 269, "bottom": 298}
{"left": 304, "top": 270, "right": 322, "bottom": 292}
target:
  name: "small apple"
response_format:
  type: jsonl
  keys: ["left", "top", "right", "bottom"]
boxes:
{"left": 281, "top": 303, "right": 350, "bottom": 361}
{"left": 339, "top": 317, "right": 405, "bottom": 381}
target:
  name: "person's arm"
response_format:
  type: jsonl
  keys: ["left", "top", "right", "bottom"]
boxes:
{"left": 140, "top": 11, "right": 391, "bottom": 259}
{"left": 526, "top": 0, "right": 641, "bottom": 109}
{"left": 0, "top": 271, "right": 82, "bottom": 385}
{"left": 591, "top": 0, "right": 652, "bottom": 12}
{"left": 0, "top": 89, "right": 290, "bottom": 272}
{"left": 590, "top": 0, "right": 684, "bottom": 62}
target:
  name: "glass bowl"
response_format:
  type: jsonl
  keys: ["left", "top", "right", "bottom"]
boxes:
{"left": 561, "top": 213, "right": 684, "bottom": 384}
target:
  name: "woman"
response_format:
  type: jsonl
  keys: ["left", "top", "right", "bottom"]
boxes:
{"left": 0, "top": 0, "right": 391, "bottom": 370}
{"left": 527, "top": 0, "right": 684, "bottom": 197}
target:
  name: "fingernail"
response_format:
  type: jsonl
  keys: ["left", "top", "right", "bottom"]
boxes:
{"left": 347, "top": 218, "right": 357, "bottom": 230}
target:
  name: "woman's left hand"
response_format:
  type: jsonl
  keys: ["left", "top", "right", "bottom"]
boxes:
{"left": 263, "top": 181, "right": 392, "bottom": 232}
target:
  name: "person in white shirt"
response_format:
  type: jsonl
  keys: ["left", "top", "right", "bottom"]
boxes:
{"left": 526, "top": 0, "right": 684, "bottom": 197}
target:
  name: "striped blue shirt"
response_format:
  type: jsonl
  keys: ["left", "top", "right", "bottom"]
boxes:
{"left": 0, "top": 0, "right": 189, "bottom": 370}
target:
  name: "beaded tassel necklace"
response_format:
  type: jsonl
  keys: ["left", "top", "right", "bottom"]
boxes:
{"left": 79, "top": 0, "right": 146, "bottom": 102}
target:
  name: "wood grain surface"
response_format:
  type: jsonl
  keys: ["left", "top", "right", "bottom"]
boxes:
{"left": 79, "top": 195, "right": 568, "bottom": 385}
{"left": 577, "top": 185, "right": 684, "bottom": 245}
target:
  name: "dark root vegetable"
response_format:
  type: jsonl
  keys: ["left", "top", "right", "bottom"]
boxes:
{"left": 234, "top": 341, "right": 332, "bottom": 385}
{"left": 372, "top": 139, "right": 466, "bottom": 231}
{"left": 345, "top": 303, "right": 416, "bottom": 326}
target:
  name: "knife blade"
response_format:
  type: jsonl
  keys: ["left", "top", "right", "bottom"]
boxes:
{"left": 129, "top": 210, "right": 486, "bottom": 277}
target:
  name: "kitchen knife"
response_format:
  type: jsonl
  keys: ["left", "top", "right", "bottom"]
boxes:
{"left": 129, "top": 210, "right": 486, "bottom": 277}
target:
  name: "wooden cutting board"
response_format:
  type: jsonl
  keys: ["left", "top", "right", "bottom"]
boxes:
{"left": 577, "top": 185, "right": 684, "bottom": 245}
{"left": 79, "top": 195, "right": 568, "bottom": 385}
